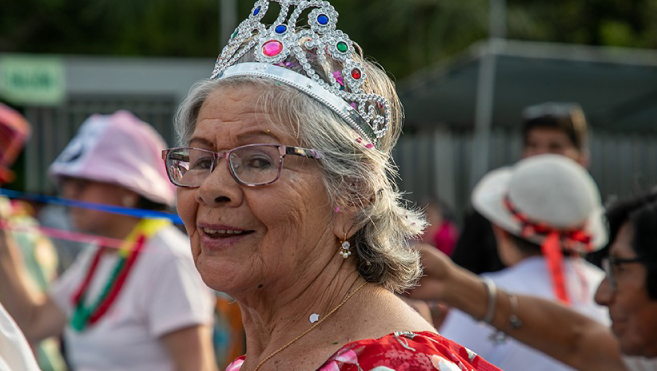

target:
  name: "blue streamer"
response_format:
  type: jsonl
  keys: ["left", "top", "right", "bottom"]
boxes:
{"left": 0, "top": 188, "right": 183, "bottom": 225}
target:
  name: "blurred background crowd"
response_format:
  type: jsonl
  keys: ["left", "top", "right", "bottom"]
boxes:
{"left": 2, "top": 0, "right": 657, "bottom": 219}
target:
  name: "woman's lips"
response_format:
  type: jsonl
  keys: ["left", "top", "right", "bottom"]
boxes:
{"left": 197, "top": 224, "right": 254, "bottom": 249}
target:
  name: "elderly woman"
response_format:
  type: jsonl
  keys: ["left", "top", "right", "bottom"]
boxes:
{"left": 161, "top": 1, "right": 499, "bottom": 370}
{"left": 409, "top": 191, "right": 657, "bottom": 371}
{"left": 0, "top": 111, "right": 216, "bottom": 371}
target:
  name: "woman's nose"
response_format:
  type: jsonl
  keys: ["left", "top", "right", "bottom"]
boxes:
{"left": 194, "top": 158, "right": 242, "bottom": 207}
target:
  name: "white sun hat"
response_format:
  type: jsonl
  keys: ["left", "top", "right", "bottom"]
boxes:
{"left": 472, "top": 154, "right": 607, "bottom": 303}
{"left": 473, "top": 154, "right": 607, "bottom": 251}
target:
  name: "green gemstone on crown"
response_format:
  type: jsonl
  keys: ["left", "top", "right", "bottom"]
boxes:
{"left": 337, "top": 42, "right": 348, "bottom": 53}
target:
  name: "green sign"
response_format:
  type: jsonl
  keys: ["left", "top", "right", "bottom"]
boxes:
{"left": 0, "top": 55, "right": 66, "bottom": 106}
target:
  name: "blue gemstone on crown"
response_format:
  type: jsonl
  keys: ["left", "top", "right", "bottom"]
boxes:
{"left": 317, "top": 14, "right": 329, "bottom": 25}
{"left": 253, "top": 6, "right": 261, "bottom": 16}
{"left": 275, "top": 25, "right": 287, "bottom": 34}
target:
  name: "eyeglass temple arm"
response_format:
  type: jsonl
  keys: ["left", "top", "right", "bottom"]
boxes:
{"left": 284, "top": 146, "right": 322, "bottom": 159}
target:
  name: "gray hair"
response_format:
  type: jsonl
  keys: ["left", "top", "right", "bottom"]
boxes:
{"left": 175, "top": 52, "right": 426, "bottom": 293}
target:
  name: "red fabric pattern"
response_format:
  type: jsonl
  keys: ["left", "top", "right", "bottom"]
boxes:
{"left": 225, "top": 331, "right": 501, "bottom": 371}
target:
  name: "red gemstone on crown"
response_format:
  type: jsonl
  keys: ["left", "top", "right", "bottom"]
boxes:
{"left": 263, "top": 40, "right": 284, "bottom": 57}
{"left": 351, "top": 69, "right": 362, "bottom": 79}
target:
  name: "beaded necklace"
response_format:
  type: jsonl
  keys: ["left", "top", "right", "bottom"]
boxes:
{"left": 69, "top": 218, "right": 170, "bottom": 331}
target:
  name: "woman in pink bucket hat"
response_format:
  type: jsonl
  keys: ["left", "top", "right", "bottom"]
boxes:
{"left": 0, "top": 111, "right": 216, "bottom": 370}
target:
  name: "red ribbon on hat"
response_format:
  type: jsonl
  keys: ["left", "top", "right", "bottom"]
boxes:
{"left": 504, "top": 196, "right": 593, "bottom": 304}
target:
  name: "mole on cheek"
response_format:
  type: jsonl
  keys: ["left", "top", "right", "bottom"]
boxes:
{"left": 258, "top": 284, "right": 264, "bottom": 289}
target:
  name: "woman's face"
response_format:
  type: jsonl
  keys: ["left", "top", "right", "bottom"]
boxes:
{"left": 595, "top": 222, "right": 657, "bottom": 357}
{"left": 176, "top": 85, "right": 339, "bottom": 297}
{"left": 59, "top": 178, "right": 134, "bottom": 234}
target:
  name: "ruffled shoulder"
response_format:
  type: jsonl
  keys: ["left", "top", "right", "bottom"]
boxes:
{"left": 319, "top": 331, "right": 501, "bottom": 371}
{"left": 223, "top": 332, "right": 501, "bottom": 371}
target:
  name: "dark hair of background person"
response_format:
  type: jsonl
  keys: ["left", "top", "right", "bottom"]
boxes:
{"left": 508, "top": 234, "right": 541, "bottom": 254}
{"left": 450, "top": 209, "right": 504, "bottom": 274}
{"left": 521, "top": 103, "right": 588, "bottom": 150}
{"left": 605, "top": 192, "right": 657, "bottom": 300}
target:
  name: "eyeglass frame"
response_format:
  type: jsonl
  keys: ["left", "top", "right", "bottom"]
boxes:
{"left": 601, "top": 256, "right": 647, "bottom": 291}
{"left": 161, "top": 143, "right": 322, "bottom": 188}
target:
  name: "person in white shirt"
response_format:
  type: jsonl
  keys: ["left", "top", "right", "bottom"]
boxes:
{"left": 437, "top": 154, "right": 610, "bottom": 370}
{"left": 409, "top": 179, "right": 657, "bottom": 371}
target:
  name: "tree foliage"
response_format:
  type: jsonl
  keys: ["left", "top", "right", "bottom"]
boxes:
{"left": 1, "top": 0, "right": 656, "bottom": 78}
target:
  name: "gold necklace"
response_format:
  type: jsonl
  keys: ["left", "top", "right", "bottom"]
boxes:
{"left": 253, "top": 281, "right": 368, "bottom": 371}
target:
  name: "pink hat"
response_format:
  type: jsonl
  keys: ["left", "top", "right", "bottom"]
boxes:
{"left": 0, "top": 103, "right": 31, "bottom": 183}
{"left": 49, "top": 111, "right": 175, "bottom": 206}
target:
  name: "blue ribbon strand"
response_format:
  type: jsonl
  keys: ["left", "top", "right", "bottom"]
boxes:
{"left": 0, "top": 188, "right": 183, "bottom": 225}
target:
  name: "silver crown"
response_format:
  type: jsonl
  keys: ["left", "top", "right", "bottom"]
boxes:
{"left": 211, "top": 0, "right": 390, "bottom": 147}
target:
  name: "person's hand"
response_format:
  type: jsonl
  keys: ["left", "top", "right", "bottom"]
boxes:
{"left": 407, "top": 243, "right": 458, "bottom": 302}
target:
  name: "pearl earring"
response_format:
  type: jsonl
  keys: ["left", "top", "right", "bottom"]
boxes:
{"left": 339, "top": 234, "right": 351, "bottom": 259}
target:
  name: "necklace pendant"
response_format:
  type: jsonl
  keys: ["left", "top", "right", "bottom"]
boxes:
{"left": 309, "top": 313, "right": 320, "bottom": 323}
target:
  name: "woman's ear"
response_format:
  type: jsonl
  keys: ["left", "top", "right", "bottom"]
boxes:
{"left": 333, "top": 204, "right": 360, "bottom": 240}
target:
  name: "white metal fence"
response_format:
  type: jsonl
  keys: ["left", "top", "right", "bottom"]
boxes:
{"left": 17, "top": 108, "right": 657, "bottom": 226}
{"left": 394, "top": 126, "right": 657, "bottom": 223}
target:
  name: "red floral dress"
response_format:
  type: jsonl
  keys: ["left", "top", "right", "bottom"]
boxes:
{"left": 225, "top": 331, "right": 501, "bottom": 371}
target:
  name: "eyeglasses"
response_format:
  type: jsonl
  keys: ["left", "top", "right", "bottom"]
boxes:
{"left": 162, "top": 143, "right": 322, "bottom": 188}
{"left": 601, "top": 256, "right": 645, "bottom": 291}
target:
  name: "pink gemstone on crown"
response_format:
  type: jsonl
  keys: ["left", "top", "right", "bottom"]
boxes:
{"left": 263, "top": 40, "right": 284, "bottom": 57}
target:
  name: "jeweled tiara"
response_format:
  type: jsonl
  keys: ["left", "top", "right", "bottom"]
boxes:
{"left": 211, "top": 0, "right": 390, "bottom": 148}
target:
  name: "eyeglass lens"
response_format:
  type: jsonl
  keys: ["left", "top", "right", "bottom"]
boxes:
{"left": 166, "top": 145, "right": 282, "bottom": 187}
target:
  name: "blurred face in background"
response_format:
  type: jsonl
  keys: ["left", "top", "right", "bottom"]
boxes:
{"left": 59, "top": 177, "right": 136, "bottom": 235}
{"left": 594, "top": 222, "right": 657, "bottom": 357}
{"left": 522, "top": 127, "right": 587, "bottom": 166}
